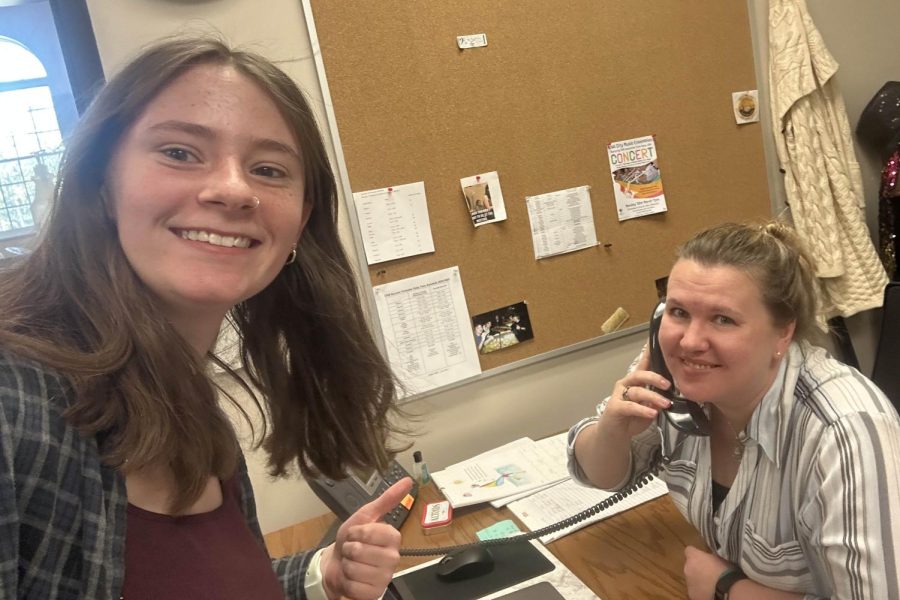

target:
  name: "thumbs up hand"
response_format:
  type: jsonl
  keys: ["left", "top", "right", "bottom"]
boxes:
{"left": 320, "top": 477, "right": 413, "bottom": 600}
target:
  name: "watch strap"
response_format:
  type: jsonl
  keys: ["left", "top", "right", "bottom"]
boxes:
{"left": 714, "top": 565, "right": 747, "bottom": 600}
{"left": 303, "top": 548, "right": 330, "bottom": 600}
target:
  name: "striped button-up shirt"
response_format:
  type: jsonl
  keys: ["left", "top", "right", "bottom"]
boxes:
{"left": 568, "top": 342, "right": 900, "bottom": 599}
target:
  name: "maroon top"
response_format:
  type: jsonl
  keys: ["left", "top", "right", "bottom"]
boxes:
{"left": 122, "top": 476, "right": 285, "bottom": 600}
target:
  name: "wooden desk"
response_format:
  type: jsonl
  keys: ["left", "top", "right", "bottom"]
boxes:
{"left": 265, "top": 483, "right": 707, "bottom": 599}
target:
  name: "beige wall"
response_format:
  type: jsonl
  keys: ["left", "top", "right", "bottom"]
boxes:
{"left": 799, "top": 0, "right": 900, "bottom": 374}
{"left": 83, "top": 0, "right": 897, "bottom": 534}
{"left": 747, "top": 0, "right": 900, "bottom": 375}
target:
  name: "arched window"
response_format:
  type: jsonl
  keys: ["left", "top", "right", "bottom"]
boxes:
{"left": 0, "top": 36, "right": 63, "bottom": 236}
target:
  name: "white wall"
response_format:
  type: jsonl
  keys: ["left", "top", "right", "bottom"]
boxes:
{"left": 83, "top": 0, "right": 898, "bottom": 534}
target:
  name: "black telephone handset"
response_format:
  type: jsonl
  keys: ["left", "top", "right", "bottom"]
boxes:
{"left": 308, "top": 461, "right": 418, "bottom": 530}
{"left": 648, "top": 300, "right": 711, "bottom": 437}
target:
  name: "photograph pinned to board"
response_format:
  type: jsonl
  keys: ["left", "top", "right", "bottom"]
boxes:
{"left": 352, "top": 181, "right": 435, "bottom": 265}
{"left": 471, "top": 301, "right": 534, "bottom": 355}
{"left": 525, "top": 185, "right": 598, "bottom": 259}
{"left": 460, "top": 171, "right": 507, "bottom": 227}
{"left": 607, "top": 135, "right": 667, "bottom": 221}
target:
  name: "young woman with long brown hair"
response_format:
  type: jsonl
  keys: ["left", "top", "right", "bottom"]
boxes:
{"left": 0, "top": 37, "right": 410, "bottom": 600}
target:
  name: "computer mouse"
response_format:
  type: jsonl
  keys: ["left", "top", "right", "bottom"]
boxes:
{"left": 435, "top": 546, "right": 495, "bottom": 582}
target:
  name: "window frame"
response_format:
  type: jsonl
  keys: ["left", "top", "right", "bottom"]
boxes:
{"left": 47, "top": 0, "right": 105, "bottom": 114}
{"left": 0, "top": 0, "right": 103, "bottom": 246}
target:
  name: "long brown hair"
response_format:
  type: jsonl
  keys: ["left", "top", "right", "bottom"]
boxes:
{"left": 0, "top": 37, "right": 407, "bottom": 512}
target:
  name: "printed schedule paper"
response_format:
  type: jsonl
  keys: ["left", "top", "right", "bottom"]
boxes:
{"left": 525, "top": 185, "right": 598, "bottom": 259}
{"left": 373, "top": 267, "right": 481, "bottom": 396}
{"left": 353, "top": 181, "right": 435, "bottom": 265}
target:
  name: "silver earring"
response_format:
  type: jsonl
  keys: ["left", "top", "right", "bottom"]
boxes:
{"left": 285, "top": 246, "right": 297, "bottom": 265}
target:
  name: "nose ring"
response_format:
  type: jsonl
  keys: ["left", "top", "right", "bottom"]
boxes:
{"left": 250, "top": 196, "right": 260, "bottom": 209}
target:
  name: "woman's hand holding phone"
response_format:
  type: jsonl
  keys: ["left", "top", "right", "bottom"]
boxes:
{"left": 601, "top": 347, "right": 674, "bottom": 439}
{"left": 576, "top": 347, "right": 675, "bottom": 489}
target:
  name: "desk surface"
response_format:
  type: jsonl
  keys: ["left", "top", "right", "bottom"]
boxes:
{"left": 265, "top": 483, "right": 707, "bottom": 599}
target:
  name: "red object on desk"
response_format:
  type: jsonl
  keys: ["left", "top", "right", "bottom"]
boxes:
{"left": 421, "top": 500, "right": 452, "bottom": 535}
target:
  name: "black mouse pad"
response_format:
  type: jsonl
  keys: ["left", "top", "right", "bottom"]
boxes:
{"left": 390, "top": 542, "right": 555, "bottom": 600}
{"left": 494, "top": 581, "right": 566, "bottom": 599}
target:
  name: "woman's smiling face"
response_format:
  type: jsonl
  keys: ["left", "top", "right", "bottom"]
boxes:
{"left": 105, "top": 64, "right": 310, "bottom": 326}
{"left": 659, "top": 259, "right": 795, "bottom": 409}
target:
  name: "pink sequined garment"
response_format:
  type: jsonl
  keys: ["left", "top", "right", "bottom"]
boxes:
{"left": 879, "top": 148, "right": 899, "bottom": 280}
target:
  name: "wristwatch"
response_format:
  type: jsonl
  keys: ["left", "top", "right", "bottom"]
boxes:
{"left": 714, "top": 565, "right": 748, "bottom": 600}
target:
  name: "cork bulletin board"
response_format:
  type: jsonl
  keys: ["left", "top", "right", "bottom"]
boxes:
{"left": 304, "top": 1, "right": 771, "bottom": 375}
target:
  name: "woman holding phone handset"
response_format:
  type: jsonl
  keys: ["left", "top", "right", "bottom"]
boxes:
{"left": 0, "top": 38, "right": 410, "bottom": 599}
{"left": 568, "top": 223, "right": 900, "bottom": 599}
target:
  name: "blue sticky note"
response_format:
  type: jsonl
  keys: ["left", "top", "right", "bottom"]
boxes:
{"left": 476, "top": 519, "right": 522, "bottom": 541}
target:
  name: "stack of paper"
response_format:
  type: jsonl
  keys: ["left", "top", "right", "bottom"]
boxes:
{"left": 431, "top": 431, "right": 668, "bottom": 547}
{"left": 430, "top": 435, "right": 570, "bottom": 508}
{"left": 488, "top": 434, "right": 569, "bottom": 508}
{"left": 507, "top": 477, "right": 668, "bottom": 544}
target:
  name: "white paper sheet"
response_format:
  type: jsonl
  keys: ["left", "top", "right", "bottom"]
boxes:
{"left": 372, "top": 267, "right": 481, "bottom": 397}
{"left": 508, "top": 477, "right": 668, "bottom": 544}
{"left": 525, "top": 185, "right": 598, "bottom": 259}
{"left": 353, "top": 181, "right": 435, "bottom": 265}
{"left": 431, "top": 437, "right": 571, "bottom": 508}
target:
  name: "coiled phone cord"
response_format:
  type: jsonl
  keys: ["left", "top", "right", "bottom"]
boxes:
{"left": 398, "top": 451, "right": 665, "bottom": 557}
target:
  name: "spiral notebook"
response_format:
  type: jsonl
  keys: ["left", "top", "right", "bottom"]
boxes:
{"left": 507, "top": 477, "right": 668, "bottom": 544}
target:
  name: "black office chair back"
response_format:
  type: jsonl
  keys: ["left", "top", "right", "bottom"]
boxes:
{"left": 873, "top": 282, "right": 900, "bottom": 412}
